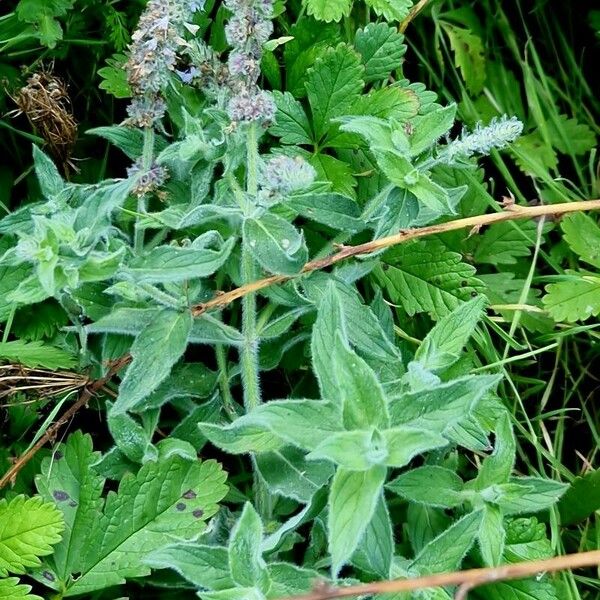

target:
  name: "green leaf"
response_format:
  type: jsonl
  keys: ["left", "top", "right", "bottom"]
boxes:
{"left": 484, "top": 579, "right": 558, "bottom": 600}
{"left": 561, "top": 212, "right": 600, "bottom": 268}
{"left": 512, "top": 132, "right": 558, "bottom": 176}
{"left": 305, "top": 44, "right": 365, "bottom": 140}
{"left": 86, "top": 307, "right": 158, "bottom": 336}
{"left": 503, "top": 517, "right": 553, "bottom": 562}
{"left": 307, "top": 430, "right": 388, "bottom": 470}
{"left": 543, "top": 273, "right": 600, "bottom": 322}
{"left": 97, "top": 55, "right": 132, "bottom": 99}
{"left": 558, "top": 469, "right": 600, "bottom": 525}
{"left": 351, "top": 493, "right": 393, "bottom": 578}
{"left": 111, "top": 309, "right": 192, "bottom": 414}
{"left": 0, "top": 578, "right": 41, "bottom": 600}
{"left": 107, "top": 409, "right": 158, "bottom": 463}
{"left": 35, "top": 432, "right": 104, "bottom": 581}
{"left": 377, "top": 239, "right": 482, "bottom": 317}
{"left": 473, "top": 221, "right": 538, "bottom": 265}
{"left": 124, "top": 234, "right": 235, "bottom": 283}
{"left": 479, "top": 504, "right": 505, "bottom": 566}
{"left": 474, "top": 413, "right": 515, "bottom": 489}
{"left": 87, "top": 126, "right": 167, "bottom": 160}
{"left": 410, "top": 511, "right": 482, "bottom": 575}
{"left": 489, "top": 478, "right": 568, "bottom": 515}
{"left": 228, "top": 503, "right": 269, "bottom": 590}
{"left": 409, "top": 104, "right": 457, "bottom": 156}
{"left": 268, "top": 563, "right": 323, "bottom": 597}
{"left": 333, "top": 336, "right": 390, "bottom": 430}
{"left": 189, "top": 315, "right": 245, "bottom": 347}
{"left": 244, "top": 213, "right": 307, "bottom": 275}
{"left": 387, "top": 466, "right": 465, "bottom": 508}
{"left": 200, "top": 588, "right": 265, "bottom": 600}
{"left": 441, "top": 24, "right": 486, "bottom": 94}
{"left": 270, "top": 92, "right": 313, "bottom": 145}
{"left": 547, "top": 114, "right": 596, "bottom": 156}
{"left": 287, "top": 192, "right": 364, "bottom": 232}
{"left": 32, "top": 146, "right": 63, "bottom": 198}
{"left": 0, "top": 496, "right": 64, "bottom": 577}
{"left": 199, "top": 420, "right": 283, "bottom": 454}
{"left": 304, "top": 0, "right": 351, "bottom": 23}
{"left": 64, "top": 456, "right": 227, "bottom": 596}
{"left": 255, "top": 447, "right": 334, "bottom": 503}
{"left": 145, "top": 544, "right": 233, "bottom": 590}
{"left": 354, "top": 23, "right": 406, "bottom": 82}
{"left": 414, "top": 296, "right": 486, "bottom": 372}
{"left": 328, "top": 465, "right": 387, "bottom": 576}
{"left": 365, "top": 0, "right": 413, "bottom": 21}
{"left": 0, "top": 340, "right": 75, "bottom": 369}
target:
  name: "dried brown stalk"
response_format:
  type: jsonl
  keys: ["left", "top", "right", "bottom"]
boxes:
{"left": 0, "top": 356, "right": 130, "bottom": 490}
{"left": 399, "top": 0, "right": 430, "bottom": 33}
{"left": 277, "top": 549, "right": 600, "bottom": 600}
{"left": 192, "top": 199, "right": 600, "bottom": 316}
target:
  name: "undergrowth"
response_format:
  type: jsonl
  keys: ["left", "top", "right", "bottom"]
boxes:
{"left": 0, "top": 1, "right": 598, "bottom": 599}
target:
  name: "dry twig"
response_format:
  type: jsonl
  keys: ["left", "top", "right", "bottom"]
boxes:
{"left": 276, "top": 550, "right": 600, "bottom": 600}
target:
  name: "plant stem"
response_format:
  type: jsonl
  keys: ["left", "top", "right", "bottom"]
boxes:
{"left": 134, "top": 126, "right": 155, "bottom": 254}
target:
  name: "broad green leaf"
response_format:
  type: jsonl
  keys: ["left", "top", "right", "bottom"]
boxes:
{"left": 410, "top": 511, "right": 483, "bottom": 575}
{"left": 543, "top": 273, "right": 600, "bottom": 322}
{"left": 0, "top": 340, "right": 75, "bottom": 370}
{"left": 305, "top": 44, "right": 365, "bottom": 140}
{"left": 351, "top": 85, "right": 420, "bottom": 121}
{"left": 145, "top": 544, "right": 233, "bottom": 590}
{"left": 107, "top": 408, "right": 158, "bottom": 463}
{"left": 484, "top": 579, "right": 558, "bottom": 600}
{"left": 270, "top": 92, "right": 313, "bottom": 145}
{"left": 503, "top": 517, "right": 553, "bottom": 562}
{"left": 35, "top": 432, "right": 104, "bottom": 581}
{"left": 351, "top": 493, "right": 393, "bottom": 578}
{"left": 268, "top": 563, "right": 323, "bottom": 596}
{"left": 65, "top": 457, "right": 227, "bottom": 596}
{"left": 561, "top": 212, "right": 600, "bottom": 268}
{"left": 387, "top": 466, "right": 465, "bottom": 508}
{"left": 287, "top": 192, "right": 364, "bottom": 232}
{"left": 473, "top": 412, "right": 515, "bottom": 489}
{"left": 409, "top": 104, "right": 457, "bottom": 156}
{"left": 32, "top": 146, "right": 63, "bottom": 198}
{"left": 87, "top": 126, "right": 167, "bottom": 160}
{"left": 199, "top": 421, "right": 283, "bottom": 454}
{"left": 304, "top": 0, "right": 351, "bottom": 23}
{"left": 200, "top": 588, "right": 265, "bottom": 600}
{"left": 473, "top": 221, "right": 538, "bottom": 265}
{"left": 0, "top": 578, "right": 40, "bottom": 600}
{"left": 376, "top": 239, "right": 482, "bottom": 317}
{"left": 308, "top": 152, "right": 357, "bottom": 198}
{"left": 124, "top": 234, "right": 235, "bottom": 283}
{"left": 489, "top": 478, "right": 568, "bottom": 515}
{"left": 111, "top": 309, "right": 192, "bottom": 414}
{"left": 479, "top": 504, "right": 505, "bottom": 566}
{"left": 333, "top": 337, "right": 390, "bottom": 430}
{"left": 189, "top": 315, "right": 245, "bottom": 347}
{"left": 441, "top": 24, "right": 486, "bottom": 94}
{"left": 414, "top": 296, "right": 486, "bottom": 372}
{"left": 258, "top": 306, "right": 311, "bottom": 340}
{"left": 558, "top": 469, "right": 600, "bottom": 525}
{"left": 243, "top": 212, "right": 307, "bottom": 275}
{"left": 0, "top": 263, "right": 41, "bottom": 320}
{"left": 354, "top": 23, "right": 406, "bottom": 82}
{"left": 328, "top": 465, "right": 387, "bottom": 576}
{"left": 365, "top": 0, "right": 413, "bottom": 21}
{"left": 228, "top": 503, "right": 269, "bottom": 590}
{"left": 0, "top": 496, "right": 64, "bottom": 577}
{"left": 548, "top": 114, "right": 596, "bottom": 156}
{"left": 512, "top": 131, "right": 558, "bottom": 176}
{"left": 383, "top": 427, "right": 448, "bottom": 467}
{"left": 85, "top": 308, "right": 158, "bottom": 336}
{"left": 307, "top": 430, "right": 388, "bottom": 470}
{"left": 255, "top": 447, "right": 334, "bottom": 503}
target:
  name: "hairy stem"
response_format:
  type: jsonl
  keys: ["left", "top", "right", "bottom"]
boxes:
{"left": 134, "top": 126, "right": 155, "bottom": 254}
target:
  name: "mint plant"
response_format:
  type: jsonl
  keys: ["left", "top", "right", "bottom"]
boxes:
{"left": 0, "top": 1, "right": 597, "bottom": 599}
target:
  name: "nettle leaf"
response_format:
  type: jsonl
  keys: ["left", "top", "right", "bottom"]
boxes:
{"left": 268, "top": 563, "right": 323, "bottom": 597}
{"left": 328, "top": 465, "right": 387, "bottom": 576}
{"left": 410, "top": 511, "right": 483, "bottom": 575}
{"left": 287, "top": 192, "right": 364, "bottom": 232}
{"left": 62, "top": 455, "right": 227, "bottom": 596}
{"left": 387, "top": 466, "right": 465, "bottom": 509}
{"left": 85, "top": 307, "right": 158, "bottom": 336}
{"left": 543, "top": 272, "right": 600, "bottom": 322}
{"left": 145, "top": 544, "right": 233, "bottom": 590}
{"left": 473, "top": 413, "right": 515, "bottom": 489}
{"left": 441, "top": 23, "right": 486, "bottom": 94}
{"left": 0, "top": 577, "right": 42, "bottom": 599}
{"left": 189, "top": 315, "right": 245, "bottom": 347}
{"left": 354, "top": 23, "right": 406, "bottom": 82}
{"left": 473, "top": 220, "right": 538, "bottom": 265}
{"left": 32, "top": 146, "right": 64, "bottom": 198}
{"left": 228, "top": 503, "right": 270, "bottom": 591}
{"left": 548, "top": 114, "right": 596, "bottom": 156}
{"left": 0, "top": 340, "right": 75, "bottom": 370}
{"left": 489, "top": 478, "right": 568, "bottom": 515}
{"left": 479, "top": 504, "right": 505, "bottom": 566}
{"left": 308, "top": 149, "right": 357, "bottom": 198}
{"left": 243, "top": 212, "right": 308, "bottom": 275}
{"left": 561, "top": 212, "right": 600, "bottom": 269}
{"left": 377, "top": 239, "right": 482, "bottom": 317}
{"left": 255, "top": 447, "right": 334, "bottom": 503}
{"left": 414, "top": 296, "right": 486, "bottom": 372}
{"left": 305, "top": 43, "right": 365, "bottom": 141}
{"left": 35, "top": 432, "right": 104, "bottom": 581}
{"left": 199, "top": 420, "right": 283, "bottom": 454}
{"left": 365, "top": 0, "right": 413, "bottom": 22}
{"left": 124, "top": 234, "right": 235, "bottom": 283}
{"left": 111, "top": 309, "right": 192, "bottom": 414}
{"left": 0, "top": 496, "right": 64, "bottom": 577}
{"left": 270, "top": 91, "right": 313, "bottom": 145}
{"left": 304, "top": 0, "right": 351, "bottom": 23}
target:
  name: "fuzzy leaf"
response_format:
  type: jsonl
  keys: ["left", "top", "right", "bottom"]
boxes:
{"left": 287, "top": 192, "right": 364, "bottom": 232}
{"left": 0, "top": 496, "right": 64, "bottom": 577}
{"left": 328, "top": 465, "right": 387, "bottom": 576}
{"left": 354, "top": 23, "right": 406, "bottom": 82}
{"left": 111, "top": 309, "right": 191, "bottom": 414}
{"left": 387, "top": 466, "right": 465, "bottom": 508}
